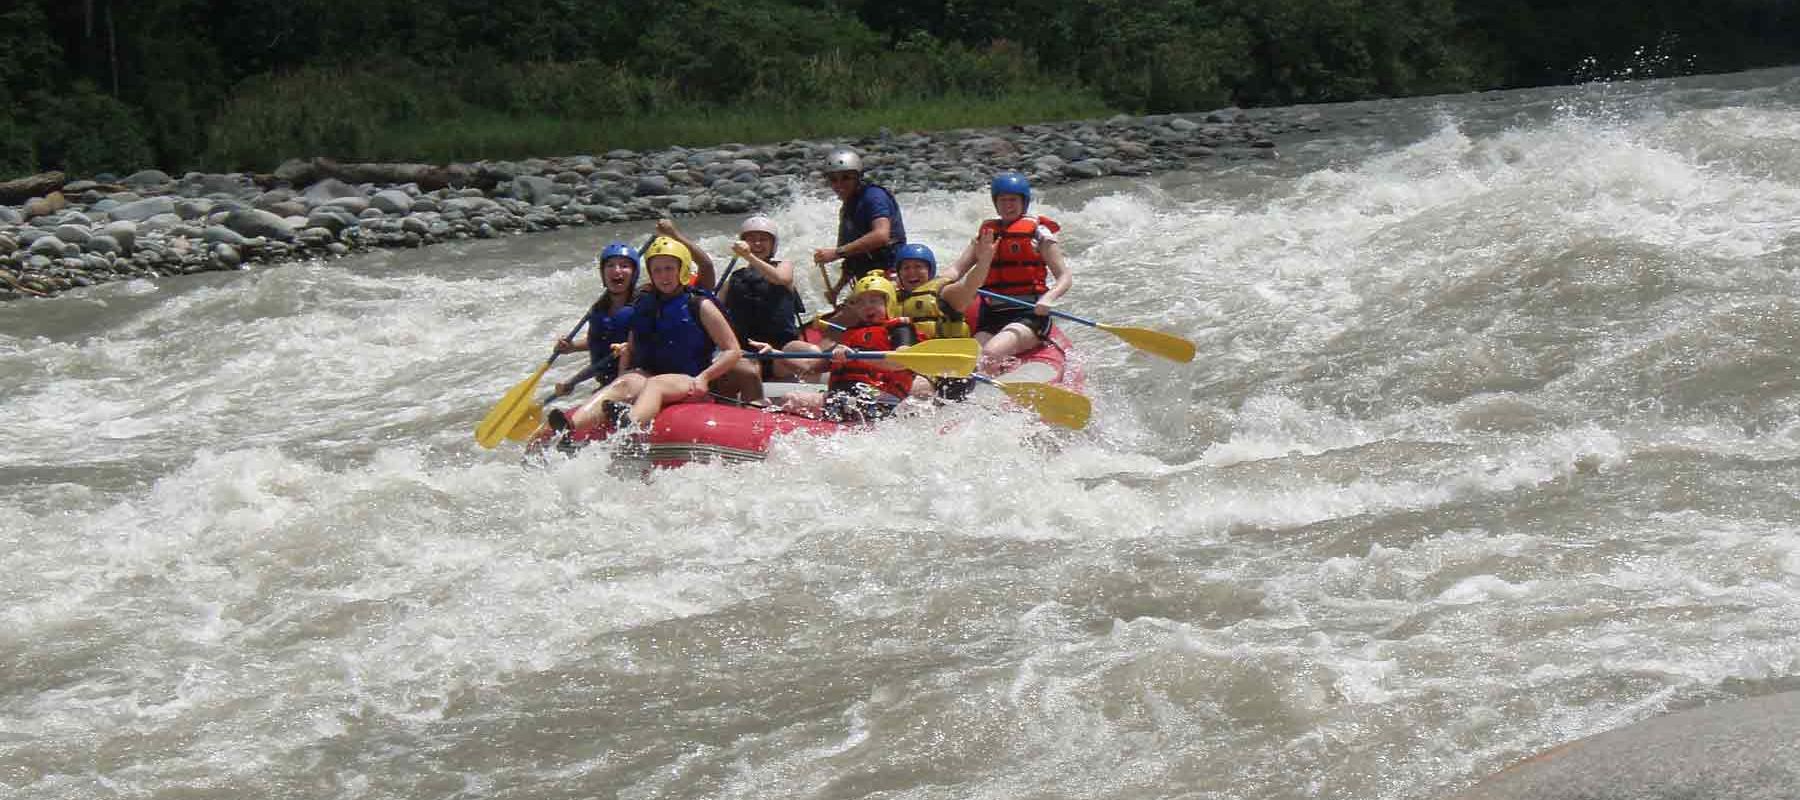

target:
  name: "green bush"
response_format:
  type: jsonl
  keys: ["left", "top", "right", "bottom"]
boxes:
{"left": 29, "top": 82, "right": 155, "bottom": 176}
{"left": 0, "top": 113, "right": 36, "bottom": 178}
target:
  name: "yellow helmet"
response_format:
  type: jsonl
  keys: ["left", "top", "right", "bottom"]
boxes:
{"left": 641, "top": 236, "right": 695, "bottom": 286}
{"left": 850, "top": 273, "right": 899, "bottom": 319}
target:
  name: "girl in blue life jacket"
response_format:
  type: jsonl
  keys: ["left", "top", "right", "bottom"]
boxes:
{"left": 550, "top": 241, "right": 641, "bottom": 397}
{"left": 552, "top": 236, "right": 741, "bottom": 433}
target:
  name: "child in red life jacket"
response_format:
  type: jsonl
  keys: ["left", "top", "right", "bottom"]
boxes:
{"left": 778, "top": 273, "right": 927, "bottom": 423}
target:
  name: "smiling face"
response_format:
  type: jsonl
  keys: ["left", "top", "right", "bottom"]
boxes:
{"left": 896, "top": 259, "right": 931, "bottom": 292}
{"left": 848, "top": 290, "right": 888, "bottom": 325}
{"left": 992, "top": 194, "right": 1027, "bottom": 221}
{"left": 742, "top": 231, "right": 776, "bottom": 259}
{"left": 600, "top": 256, "right": 636, "bottom": 294}
{"left": 646, "top": 254, "right": 683, "bottom": 293}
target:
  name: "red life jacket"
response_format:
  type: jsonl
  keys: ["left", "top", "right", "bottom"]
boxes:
{"left": 977, "top": 215, "right": 1059, "bottom": 297}
{"left": 830, "top": 319, "right": 914, "bottom": 399}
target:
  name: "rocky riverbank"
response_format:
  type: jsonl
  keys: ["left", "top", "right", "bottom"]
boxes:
{"left": 0, "top": 108, "right": 1317, "bottom": 301}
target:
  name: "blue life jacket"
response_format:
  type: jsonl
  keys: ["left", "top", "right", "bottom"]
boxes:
{"left": 629, "top": 288, "right": 718, "bottom": 376}
{"left": 586, "top": 300, "right": 635, "bottom": 385}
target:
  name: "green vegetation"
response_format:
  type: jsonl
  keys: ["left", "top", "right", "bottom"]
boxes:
{"left": 2, "top": 0, "right": 1797, "bottom": 179}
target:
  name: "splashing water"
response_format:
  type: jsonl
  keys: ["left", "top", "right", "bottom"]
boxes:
{"left": 3, "top": 68, "right": 1799, "bottom": 799}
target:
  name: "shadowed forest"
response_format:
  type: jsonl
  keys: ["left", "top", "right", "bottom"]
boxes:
{"left": 3, "top": 0, "right": 1797, "bottom": 178}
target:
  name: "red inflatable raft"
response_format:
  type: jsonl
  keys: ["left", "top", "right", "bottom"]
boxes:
{"left": 535, "top": 327, "right": 1085, "bottom": 468}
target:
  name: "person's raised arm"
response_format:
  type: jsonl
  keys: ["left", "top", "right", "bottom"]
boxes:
{"left": 731, "top": 239, "right": 794, "bottom": 286}
{"left": 657, "top": 218, "right": 716, "bottom": 289}
{"left": 940, "top": 232, "right": 998, "bottom": 311}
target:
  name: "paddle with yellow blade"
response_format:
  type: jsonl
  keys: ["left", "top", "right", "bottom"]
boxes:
{"left": 976, "top": 289, "right": 1195, "bottom": 362}
{"left": 968, "top": 374, "right": 1092, "bottom": 429}
{"left": 473, "top": 315, "right": 589, "bottom": 448}
{"left": 477, "top": 235, "right": 662, "bottom": 448}
{"left": 744, "top": 337, "right": 979, "bottom": 377}
{"left": 813, "top": 320, "right": 1088, "bottom": 428}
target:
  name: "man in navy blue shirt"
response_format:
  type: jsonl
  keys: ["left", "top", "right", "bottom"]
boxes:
{"left": 812, "top": 148, "right": 906, "bottom": 305}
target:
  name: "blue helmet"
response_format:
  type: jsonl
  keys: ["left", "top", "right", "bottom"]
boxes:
{"left": 895, "top": 242, "right": 937, "bottom": 278}
{"left": 597, "top": 241, "right": 641, "bottom": 284}
{"left": 989, "top": 172, "right": 1032, "bottom": 210}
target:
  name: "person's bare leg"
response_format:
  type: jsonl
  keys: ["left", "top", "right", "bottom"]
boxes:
{"left": 628, "top": 373, "right": 701, "bottom": 428}
{"left": 780, "top": 390, "right": 825, "bottom": 417}
{"left": 565, "top": 372, "right": 646, "bottom": 429}
{"left": 713, "top": 359, "right": 765, "bottom": 402}
{"left": 978, "top": 324, "right": 1041, "bottom": 371}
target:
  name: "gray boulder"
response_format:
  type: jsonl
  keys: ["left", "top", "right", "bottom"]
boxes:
{"left": 1066, "top": 160, "right": 1107, "bottom": 179}
{"left": 963, "top": 136, "right": 1019, "bottom": 157}
{"left": 122, "top": 169, "right": 173, "bottom": 188}
{"left": 635, "top": 175, "right": 671, "bottom": 196}
{"left": 175, "top": 199, "right": 214, "bottom": 220}
{"left": 223, "top": 209, "right": 296, "bottom": 241}
{"left": 262, "top": 201, "right": 308, "bottom": 218}
{"left": 510, "top": 175, "right": 560, "bottom": 205}
{"left": 253, "top": 189, "right": 296, "bottom": 209}
{"left": 442, "top": 197, "right": 500, "bottom": 215}
{"left": 28, "top": 236, "right": 72, "bottom": 257}
{"left": 84, "top": 235, "right": 121, "bottom": 255}
{"left": 370, "top": 189, "right": 413, "bottom": 215}
{"left": 301, "top": 178, "right": 363, "bottom": 204}
{"left": 139, "top": 213, "right": 183, "bottom": 232}
{"left": 109, "top": 197, "right": 178, "bottom": 223}
{"left": 52, "top": 225, "right": 92, "bottom": 246}
{"left": 202, "top": 226, "right": 249, "bottom": 246}
{"left": 187, "top": 173, "right": 254, "bottom": 197}
{"left": 100, "top": 221, "right": 137, "bottom": 253}
{"left": 321, "top": 196, "right": 370, "bottom": 215}
{"left": 214, "top": 244, "right": 241, "bottom": 267}
{"left": 297, "top": 227, "right": 337, "bottom": 247}
{"left": 306, "top": 207, "right": 358, "bottom": 233}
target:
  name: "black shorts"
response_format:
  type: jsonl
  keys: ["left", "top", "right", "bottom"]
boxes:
{"left": 933, "top": 377, "right": 974, "bottom": 402}
{"left": 823, "top": 383, "right": 900, "bottom": 423}
{"left": 976, "top": 300, "right": 1052, "bottom": 338}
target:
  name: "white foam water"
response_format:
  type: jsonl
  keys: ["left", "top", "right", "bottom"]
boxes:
{"left": 2, "top": 68, "right": 1799, "bottom": 799}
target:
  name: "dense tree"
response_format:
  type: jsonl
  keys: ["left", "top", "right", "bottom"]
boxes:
{"left": 0, "top": 0, "right": 1795, "bottom": 177}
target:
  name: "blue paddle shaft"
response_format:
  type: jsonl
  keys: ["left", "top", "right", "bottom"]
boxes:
{"left": 977, "top": 289, "right": 1096, "bottom": 328}
{"left": 746, "top": 350, "right": 893, "bottom": 361}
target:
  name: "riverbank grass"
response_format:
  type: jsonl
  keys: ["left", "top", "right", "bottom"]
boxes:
{"left": 260, "top": 92, "right": 1112, "bottom": 167}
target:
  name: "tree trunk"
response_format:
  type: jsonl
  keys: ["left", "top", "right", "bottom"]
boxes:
{"left": 0, "top": 172, "right": 68, "bottom": 205}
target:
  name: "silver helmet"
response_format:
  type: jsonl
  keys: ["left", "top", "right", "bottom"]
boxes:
{"left": 823, "top": 148, "right": 863, "bottom": 175}
{"left": 738, "top": 215, "right": 779, "bottom": 254}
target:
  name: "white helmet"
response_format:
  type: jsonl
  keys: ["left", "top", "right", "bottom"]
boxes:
{"left": 823, "top": 149, "right": 863, "bottom": 175}
{"left": 739, "top": 215, "right": 779, "bottom": 254}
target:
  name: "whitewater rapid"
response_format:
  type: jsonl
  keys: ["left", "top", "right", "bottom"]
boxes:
{"left": 3, "top": 68, "right": 1798, "bottom": 799}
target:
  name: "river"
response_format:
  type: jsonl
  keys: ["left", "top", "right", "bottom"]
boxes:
{"left": 3, "top": 68, "right": 1798, "bottom": 799}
